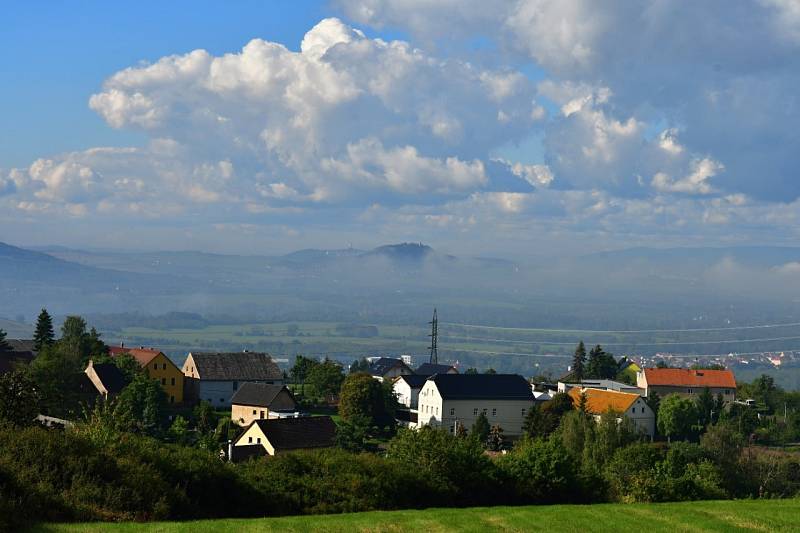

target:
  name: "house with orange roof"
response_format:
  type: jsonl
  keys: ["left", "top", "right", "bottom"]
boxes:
{"left": 568, "top": 387, "right": 655, "bottom": 438}
{"left": 108, "top": 345, "right": 184, "bottom": 404}
{"left": 636, "top": 367, "right": 736, "bottom": 403}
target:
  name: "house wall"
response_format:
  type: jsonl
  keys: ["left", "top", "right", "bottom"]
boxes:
{"left": 645, "top": 385, "right": 735, "bottom": 403}
{"left": 416, "top": 382, "right": 532, "bottom": 436}
{"left": 623, "top": 397, "right": 655, "bottom": 438}
{"left": 199, "top": 379, "right": 284, "bottom": 408}
{"left": 232, "top": 404, "right": 270, "bottom": 426}
{"left": 234, "top": 424, "right": 278, "bottom": 455}
{"left": 393, "top": 380, "right": 420, "bottom": 408}
{"left": 145, "top": 353, "right": 184, "bottom": 404}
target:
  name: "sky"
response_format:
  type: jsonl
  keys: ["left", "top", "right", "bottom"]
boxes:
{"left": 2, "top": 0, "right": 800, "bottom": 258}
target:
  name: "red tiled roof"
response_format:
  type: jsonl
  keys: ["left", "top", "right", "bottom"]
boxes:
{"left": 643, "top": 368, "right": 736, "bottom": 389}
{"left": 567, "top": 387, "right": 640, "bottom": 415}
{"left": 108, "top": 345, "right": 163, "bottom": 367}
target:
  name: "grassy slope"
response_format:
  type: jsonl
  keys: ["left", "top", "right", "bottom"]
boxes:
{"left": 37, "top": 499, "right": 800, "bottom": 532}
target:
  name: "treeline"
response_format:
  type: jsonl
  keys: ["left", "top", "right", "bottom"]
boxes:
{"left": 2, "top": 414, "right": 800, "bottom": 530}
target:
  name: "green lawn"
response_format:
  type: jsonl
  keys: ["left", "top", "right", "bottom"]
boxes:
{"left": 36, "top": 499, "right": 800, "bottom": 532}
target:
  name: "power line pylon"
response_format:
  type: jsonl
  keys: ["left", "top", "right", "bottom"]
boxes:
{"left": 428, "top": 308, "right": 438, "bottom": 364}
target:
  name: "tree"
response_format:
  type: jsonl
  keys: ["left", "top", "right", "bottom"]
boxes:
{"left": 585, "top": 345, "right": 618, "bottom": 379}
{"left": 645, "top": 390, "right": 661, "bottom": 417}
{"left": 33, "top": 308, "right": 55, "bottom": 351}
{"left": 193, "top": 400, "right": 216, "bottom": 434}
{"left": 464, "top": 368, "right": 478, "bottom": 374}
{"left": 336, "top": 413, "right": 371, "bottom": 452}
{"left": 306, "top": 359, "right": 345, "bottom": 401}
{"left": 696, "top": 387, "right": 716, "bottom": 428}
{"left": 471, "top": 412, "right": 490, "bottom": 443}
{"left": 657, "top": 394, "right": 698, "bottom": 442}
{"left": 483, "top": 368, "right": 497, "bottom": 374}
{"left": 572, "top": 341, "right": 587, "bottom": 381}
{"left": 26, "top": 343, "right": 84, "bottom": 418}
{"left": 523, "top": 402, "right": 558, "bottom": 439}
{"left": 338, "top": 372, "right": 397, "bottom": 428}
{"left": 349, "top": 357, "right": 370, "bottom": 374}
{"left": 168, "top": 415, "right": 191, "bottom": 445}
{"left": 0, "top": 329, "right": 10, "bottom": 353}
{"left": 115, "top": 373, "right": 167, "bottom": 436}
{"left": 0, "top": 370, "right": 39, "bottom": 426}
{"left": 486, "top": 424, "right": 504, "bottom": 451}
{"left": 578, "top": 391, "right": 588, "bottom": 414}
{"left": 290, "top": 355, "right": 319, "bottom": 394}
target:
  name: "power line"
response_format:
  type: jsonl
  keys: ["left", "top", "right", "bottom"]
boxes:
{"left": 442, "top": 334, "right": 800, "bottom": 347}
{"left": 441, "top": 321, "right": 800, "bottom": 334}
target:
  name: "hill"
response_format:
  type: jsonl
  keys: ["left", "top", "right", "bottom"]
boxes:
{"left": 37, "top": 499, "right": 800, "bottom": 532}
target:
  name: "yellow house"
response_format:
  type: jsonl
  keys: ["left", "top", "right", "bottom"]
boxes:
{"left": 109, "top": 345, "right": 184, "bottom": 404}
{"left": 232, "top": 416, "right": 337, "bottom": 458}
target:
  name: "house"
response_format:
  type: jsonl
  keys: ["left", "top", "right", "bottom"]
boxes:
{"left": 617, "top": 358, "right": 642, "bottom": 383}
{"left": 231, "top": 383, "right": 298, "bottom": 426}
{"left": 183, "top": 351, "right": 283, "bottom": 408}
{"left": 393, "top": 374, "right": 428, "bottom": 409}
{"left": 567, "top": 387, "right": 655, "bottom": 438}
{"left": 558, "top": 379, "right": 644, "bottom": 396}
{"left": 232, "top": 416, "right": 337, "bottom": 459}
{"left": 415, "top": 362, "right": 459, "bottom": 377}
{"left": 637, "top": 367, "right": 737, "bottom": 402}
{"left": 84, "top": 360, "right": 128, "bottom": 399}
{"left": 417, "top": 374, "right": 534, "bottom": 437}
{"left": 368, "top": 357, "right": 413, "bottom": 382}
{"left": 532, "top": 390, "right": 552, "bottom": 402}
{"left": 109, "top": 345, "right": 184, "bottom": 404}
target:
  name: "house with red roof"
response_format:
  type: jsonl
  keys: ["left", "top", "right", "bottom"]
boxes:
{"left": 108, "top": 345, "right": 184, "bottom": 404}
{"left": 637, "top": 367, "right": 737, "bottom": 403}
{"left": 567, "top": 387, "right": 655, "bottom": 438}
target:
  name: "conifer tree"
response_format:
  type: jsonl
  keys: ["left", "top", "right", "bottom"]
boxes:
{"left": 572, "top": 341, "right": 587, "bottom": 382}
{"left": 33, "top": 308, "right": 55, "bottom": 352}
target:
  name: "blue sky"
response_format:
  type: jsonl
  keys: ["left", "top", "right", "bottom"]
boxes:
{"left": 1, "top": 1, "right": 799, "bottom": 257}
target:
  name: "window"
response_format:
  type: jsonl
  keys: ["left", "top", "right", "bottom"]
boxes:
{"left": 219, "top": 398, "right": 224, "bottom": 403}
{"left": 163, "top": 363, "right": 167, "bottom": 370}
{"left": 260, "top": 410, "right": 265, "bottom": 419}
{"left": 473, "top": 408, "right": 478, "bottom": 416}
{"left": 521, "top": 409, "right": 526, "bottom": 417}
{"left": 171, "top": 377, "right": 175, "bottom": 386}
{"left": 253, "top": 410, "right": 257, "bottom": 415}
{"left": 688, "top": 388, "right": 693, "bottom": 394}
{"left": 161, "top": 378, "right": 166, "bottom": 385}
{"left": 725, "top": 389, "right": 731, "bottom": 395}
{"left": 248, "top": 436, "right": 253, "bottom": 443}
{"left": 492, "top": 408, "right": 497, "bottom": 417}
{"left": 257, "top": 438, "right": 261, "bottom": 444}
{"left": 153, "top": 363, "right": 158, "bottom": 370}
{"left": 435, "top": 407, "right": 439, "bottom": 416}
{"left": 482, "top": 408, "right": 487, "bottom": 415}
{"left": 450, "top": 408, "right": 455, "bottom": 416}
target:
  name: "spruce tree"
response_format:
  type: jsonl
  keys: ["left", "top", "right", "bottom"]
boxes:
{"left": 572, "top": 341, "right": 587, "bottom": 382}
{"left": 33, "top": 308, "right": 55, "bottom": 352}
{"left": 0, "top": 329, "right": 10, "bottom": 352}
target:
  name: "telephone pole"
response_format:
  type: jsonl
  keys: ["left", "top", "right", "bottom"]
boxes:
{"left": 428, "top": 308, "right": 438, "bottom": 364}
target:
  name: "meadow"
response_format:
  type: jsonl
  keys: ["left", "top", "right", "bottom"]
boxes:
{"left": 36, "top": 499, "right": 800, "bottom": 532}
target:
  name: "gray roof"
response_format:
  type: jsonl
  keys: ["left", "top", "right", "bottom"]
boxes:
{"left": 91, "top": 363, "right": 128, "bottom": 395}
{"left": 231, "top": 383, "right": 297, "bottom": 410}
{"left": 416, "top": 363, "right": 457, "bottom": 377}
{"left": 189, "top": 351, "right": 282, "bottom": 381}
{"left": 368, "top": 357, "right": 410, "bottom": 377}
{"left": 430, "top": 374, "right": 534, "bottom": 401}
{"left": 248, "top": 416, "right": 337, "bottom": 450}
{"left": 7, "top": 339, "right": 36, "bottom": 353}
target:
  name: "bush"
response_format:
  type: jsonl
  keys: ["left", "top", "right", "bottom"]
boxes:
{"left": 498, "top": 437, "right": 581, "bottom": 503}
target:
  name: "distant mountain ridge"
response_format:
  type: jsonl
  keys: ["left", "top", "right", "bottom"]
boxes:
{"left": 584, "top": 246, "right": 800, "bottom": 269}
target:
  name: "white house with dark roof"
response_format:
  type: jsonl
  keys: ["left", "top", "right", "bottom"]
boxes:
{"left": 417, "top": 374, "right": 535, "bottom": 437}
{"left": 182, "top": 351, "right": 283, "bottom": 408}
{"left": 368, "top": 357, "right": 413, "bottom": 382}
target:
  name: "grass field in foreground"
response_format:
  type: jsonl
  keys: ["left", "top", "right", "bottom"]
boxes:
{"left": 36, "top": 498, "right": 800, "bottom": 532}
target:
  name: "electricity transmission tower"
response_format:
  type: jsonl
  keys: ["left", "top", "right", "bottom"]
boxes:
{"left": 428, "top": 308, "right": 438, "bottom": 364}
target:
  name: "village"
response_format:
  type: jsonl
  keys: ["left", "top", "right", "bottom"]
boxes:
{"left": 0, "top": 310, "right": 748, "bottom": 462}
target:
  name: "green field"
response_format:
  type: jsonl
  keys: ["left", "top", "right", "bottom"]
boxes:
{"left": 36, "top": 499, "right": 800, "bottom": 532}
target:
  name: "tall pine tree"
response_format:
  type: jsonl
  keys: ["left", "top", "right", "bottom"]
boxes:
{"left": 33, "top": 308, "right": 55, "bottom": 352}
{"left": 572, "top": 341, "right": 586, "bottom": 382}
